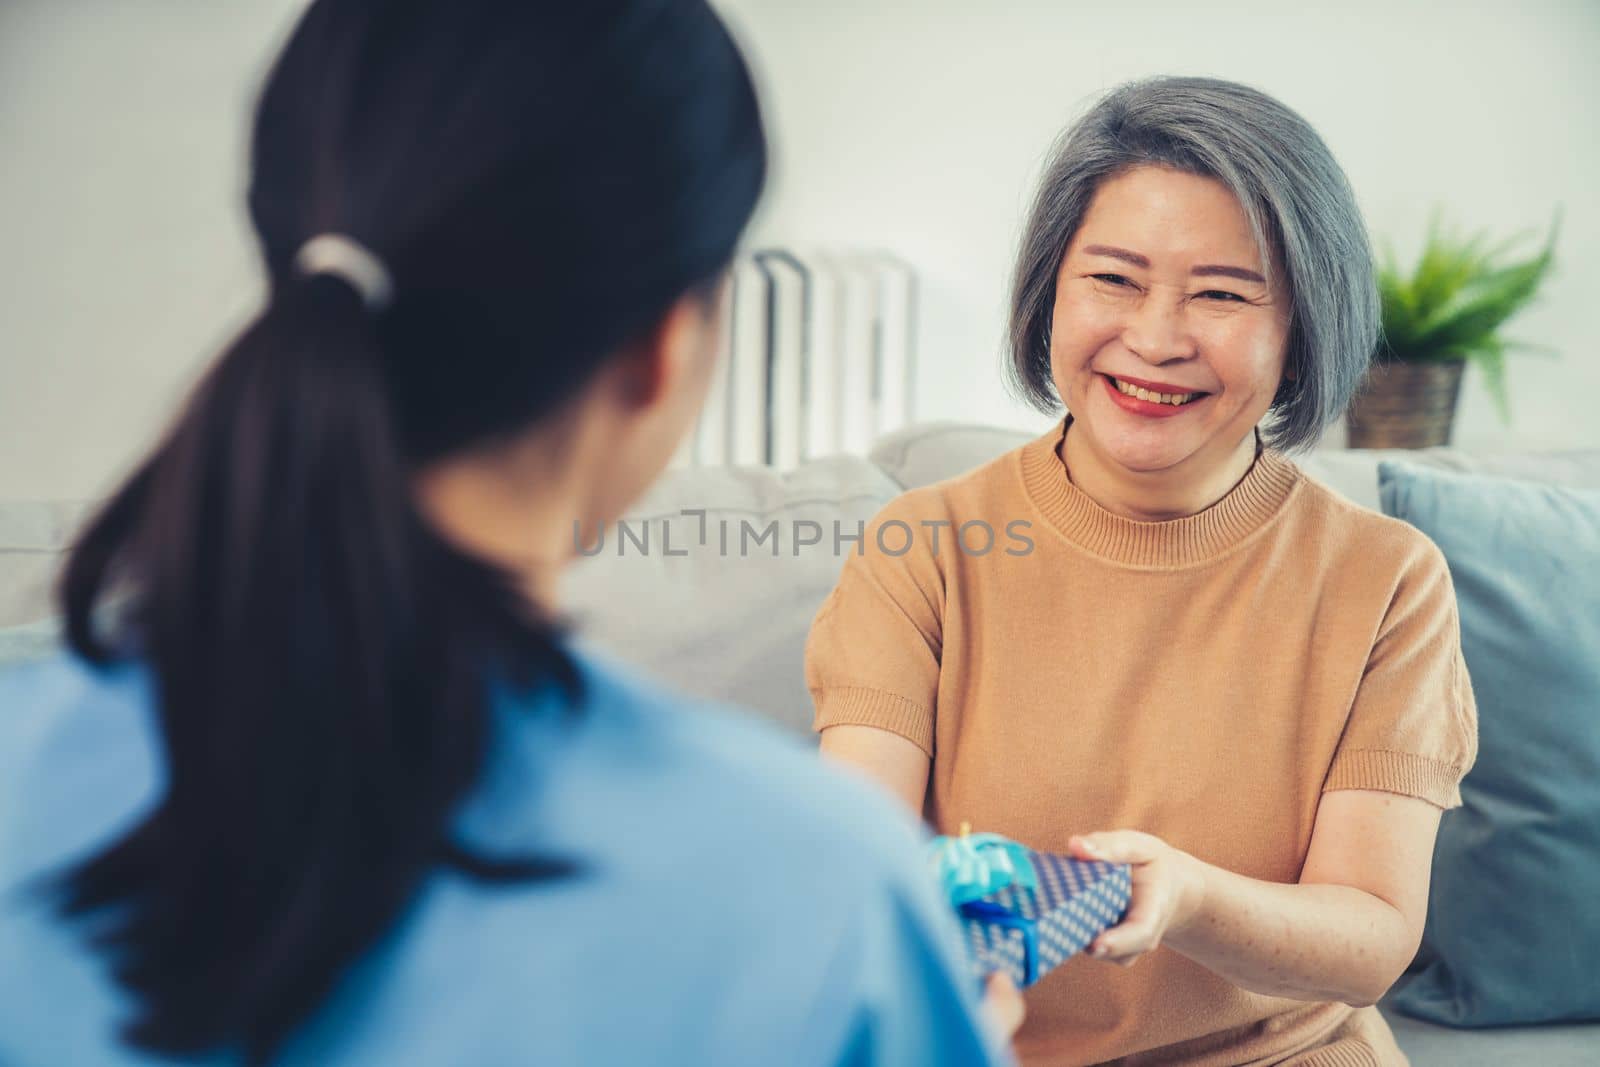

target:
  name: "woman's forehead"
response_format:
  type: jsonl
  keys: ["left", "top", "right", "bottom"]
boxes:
{"left": 1072, "top": 169, "right": 1262, "bottom": 264}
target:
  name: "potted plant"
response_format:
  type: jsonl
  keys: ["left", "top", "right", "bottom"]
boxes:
{"left": 1347, "top": 209, "right": 1560, "bottom": 449}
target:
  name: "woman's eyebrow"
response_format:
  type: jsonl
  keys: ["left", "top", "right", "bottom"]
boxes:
{"left": 1080, "top": 244, "right": 1265, "bottom": 284}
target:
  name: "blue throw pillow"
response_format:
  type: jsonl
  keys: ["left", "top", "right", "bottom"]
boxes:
{"left": 1378, "top": 462, "right": 1600, "bottom": 1026}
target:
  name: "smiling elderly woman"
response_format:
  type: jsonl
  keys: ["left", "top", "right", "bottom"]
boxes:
{"left": 805, "top": 76, "right": 1478, "bottom": 1065}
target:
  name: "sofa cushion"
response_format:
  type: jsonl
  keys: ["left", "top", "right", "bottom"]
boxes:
{"left": 1380, "top": 1005, "right": 1600, "bottom": 1066}
{"left": 868, "top": 420, "right": 1600, "bottom": 512}
{"left": 869, "top": 421, "right": 1035, "bottom": 491}
{"left": 1297, "top": 447, "right": 1600, "bottom": 512}
{"left": 0, "top": 619, "right": 60, "bottom": 670}
{"left": 1379, "top": 464, "right": 1600, "bottom": 1026}
{"left": 561, "top": 456, "right": 901, "bottom": 736}
{"left": 0, "top": 500, "right": 88, "bottom": 628}
{"left": 0, "top": 463, "right": 905, "bottom": 740}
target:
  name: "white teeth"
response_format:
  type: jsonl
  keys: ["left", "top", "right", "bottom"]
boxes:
{"left": 1112, "top": 377, "right": 1199, "bottom": 406}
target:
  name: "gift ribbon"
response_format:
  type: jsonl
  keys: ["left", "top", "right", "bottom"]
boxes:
{"left": 959, "top": 899, "right": 1040, "bottom": 986}
{"left": 928, "top": 823, "right": 1039, "bottom": 908}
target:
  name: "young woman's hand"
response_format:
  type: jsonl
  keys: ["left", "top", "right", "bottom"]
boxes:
{"left": 1067, "top": 830, "right": 1205, "bottom": 967}
{"left": 980, "top": 970, "right": 1026, "bottom": 1044}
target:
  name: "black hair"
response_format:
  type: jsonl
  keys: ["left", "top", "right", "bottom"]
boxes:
{"left": 54, "top": 1, "right": 765, "bottom": 1061}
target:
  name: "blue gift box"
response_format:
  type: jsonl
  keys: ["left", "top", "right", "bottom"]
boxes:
{"left": 956, "top": 849, "right": 1132, "bottom": 987}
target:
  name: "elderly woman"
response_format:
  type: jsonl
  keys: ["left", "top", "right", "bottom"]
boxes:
{"left": 806, "top": 75, "right": 1478, "bottom": 1065}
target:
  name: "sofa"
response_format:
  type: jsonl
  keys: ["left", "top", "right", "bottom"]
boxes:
{"left": 4, "top": 420, "right": 1598, "bottom": 1064}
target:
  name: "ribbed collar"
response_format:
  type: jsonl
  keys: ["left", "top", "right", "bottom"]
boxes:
{"left": 1017, "top": 416, "right": 1302, "bottom": 568}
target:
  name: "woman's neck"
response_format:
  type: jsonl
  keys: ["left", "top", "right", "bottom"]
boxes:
{"left": 414, "top": 446, "right": 575, "bottom": 614}
{"left": 1058, "top": 418, "right": 1262, "bottom": 522}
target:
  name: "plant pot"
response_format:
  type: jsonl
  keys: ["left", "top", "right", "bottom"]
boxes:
{"left": 1346, "top": 360, "right": 1465, "bottom": 449}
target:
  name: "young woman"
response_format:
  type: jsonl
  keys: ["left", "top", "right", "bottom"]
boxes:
{"left": 807, "top": 76, "right": 1478, "bottom": 1065}
{"left": 0, "top": 2, "right": 1017, "bottom": 1064}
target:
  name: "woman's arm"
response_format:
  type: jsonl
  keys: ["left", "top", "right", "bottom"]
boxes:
{"left": 1176, "top": 789, "right": 1440, "bottom": 1006}
{"left": 1130, "top": 535, "right": 1472, "bottom": 1007}
{"left": 1076, "top": 789, "right": 1442, "bottom": 1008}
{"left": 826, "top": 724, "right": 1441, "bottom": 1007}
{"left": 818, "top": 724, "right": 931, "bottom": 815}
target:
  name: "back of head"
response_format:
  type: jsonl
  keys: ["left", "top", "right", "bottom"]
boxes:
{"left": 55, "top": 1, "right": 765, "bottom": 1061}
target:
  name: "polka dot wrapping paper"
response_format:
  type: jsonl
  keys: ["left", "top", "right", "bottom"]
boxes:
{"left": 957, "top": 850, "right": 1132, "bottom": 988}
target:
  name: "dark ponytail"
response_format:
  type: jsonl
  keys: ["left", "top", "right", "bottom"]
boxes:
{"left": 60, "top": 274, "right": 578, "bottom": 1061}
{"left": 54, "top": 0, "right": 765, "bottom": 1061}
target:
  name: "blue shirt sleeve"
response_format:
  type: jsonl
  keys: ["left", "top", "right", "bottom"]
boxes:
{"left": 802, "top": 836, "right": 1016, "bottom": 1067}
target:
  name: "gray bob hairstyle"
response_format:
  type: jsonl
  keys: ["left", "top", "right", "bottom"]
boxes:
{"left": 1007, "top": 75, "right": 1379, "bottom": 453}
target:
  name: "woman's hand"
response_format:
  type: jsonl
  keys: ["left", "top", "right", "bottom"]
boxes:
{"left": 1068, "top": 830, "right": 1204, "bottom": 967}
{"left": 980, "top": 970, "right": 1026, "bottom": 1045}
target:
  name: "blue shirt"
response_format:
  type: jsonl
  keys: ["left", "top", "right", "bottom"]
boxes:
{"left": 0, "top": 640, "right": 1009, "bottom": 1066}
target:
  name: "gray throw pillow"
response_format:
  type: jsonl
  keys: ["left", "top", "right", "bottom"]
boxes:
{"left": 1380, "top": 462, "right": 1600, "bottom": 1026}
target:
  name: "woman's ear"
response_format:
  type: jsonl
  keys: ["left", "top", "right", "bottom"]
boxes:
{"left": 613, "top": 290, "right": 718, "bottom": 411}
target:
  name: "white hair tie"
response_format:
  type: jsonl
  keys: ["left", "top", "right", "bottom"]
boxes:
{"left": 293, "top": 233, "right": 394, "bottom": 312}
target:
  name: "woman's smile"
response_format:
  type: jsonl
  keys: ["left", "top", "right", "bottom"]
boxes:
{"left": 1099, "top": 372, "right": 1212, "bottom": 419}
{"left": 1047, "top": 166, "right": 1292, "bottom": 484}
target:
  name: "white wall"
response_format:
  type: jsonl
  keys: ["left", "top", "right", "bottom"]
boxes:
{"left": 720, "top": 0, "right": 1600, "bottom": 450}
{"left": 0, "top": 0, "right": 306, "bottom": 501}
{"left": 2, "top": 1, "right": 1595, "bottom": 501}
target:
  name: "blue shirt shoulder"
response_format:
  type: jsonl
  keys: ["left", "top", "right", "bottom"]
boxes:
{"left": 0, "top": 644, "right": 1008, "bottom": 1066}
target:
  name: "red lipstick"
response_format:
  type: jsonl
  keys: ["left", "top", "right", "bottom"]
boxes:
{"left": 1099, "top": 373, "right": 1210, "bottom": 419}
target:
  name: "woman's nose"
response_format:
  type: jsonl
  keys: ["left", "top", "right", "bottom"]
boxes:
{"left": 1121, "top": 290, "right": 1196, "bottom": 365}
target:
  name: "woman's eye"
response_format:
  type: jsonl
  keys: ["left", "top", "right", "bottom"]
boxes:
{"left": 1089, "top": 275, "right": 1243, "bottom": 302}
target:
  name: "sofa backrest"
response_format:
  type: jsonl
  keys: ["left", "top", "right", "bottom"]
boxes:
{"left": 566, "top": 423, "right": 1600, "bottom": 735}
{"left": 6, "top": 424, "right": 1599, "bottom": 722}
{"left": 870, "top": 421, "right": 1600, "bottom": 512}
{"left": 559, "top": 455, "right": 900, "bottom": 735}
{"left": 0, "top": 500, "right": 88, "bottom": 630}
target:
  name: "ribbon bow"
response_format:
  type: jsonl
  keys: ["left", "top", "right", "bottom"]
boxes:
{"left": 928, "top": 822, "right": 1039, "bottom": 907}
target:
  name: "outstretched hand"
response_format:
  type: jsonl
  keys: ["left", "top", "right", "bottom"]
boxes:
{"left": 1068, "top": 830, "right": 1203, "bottom": 967}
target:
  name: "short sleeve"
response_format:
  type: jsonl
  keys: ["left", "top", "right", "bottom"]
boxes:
{"left": 825, "top": 870, "right": 1011, "bottom": 1067}
{"left": 804, "top": 490, "right": 947, "bottom": 756}
{"left": 818, "top": 859, "right": 1014, "bottom": 1067}
{"left": 1323, "top": 539, "right": 1479, "bottom": 809}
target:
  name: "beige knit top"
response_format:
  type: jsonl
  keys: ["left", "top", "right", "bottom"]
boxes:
{"left": 805, "top": 416, "right": 1478, "bottom": 1066}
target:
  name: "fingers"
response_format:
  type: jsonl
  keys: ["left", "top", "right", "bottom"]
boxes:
{"left": 1103, "top": 890, "right": 1158, "bottom": 939}
{"left": 1069, "top": 830, "right": 1178, "bottom": 966}
{"left": 1090, "top": 922, "right": 1162, "bottom": 966}
{"left": 1068, "top": 830, "right": 1157, "bottom": 865}
{"left": 980, "top": 970, "right": 1026, "bottom": 1041}
{"left": 1093, "top": 871, "right": 1170, "bottom": 961}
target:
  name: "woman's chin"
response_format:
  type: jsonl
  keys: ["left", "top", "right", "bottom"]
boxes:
{"left": 1075, "top": 411, "right": 1202, "bottom": 476}
{"left": 1103, "top": 441, "right": 1194, "bottom": 476}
